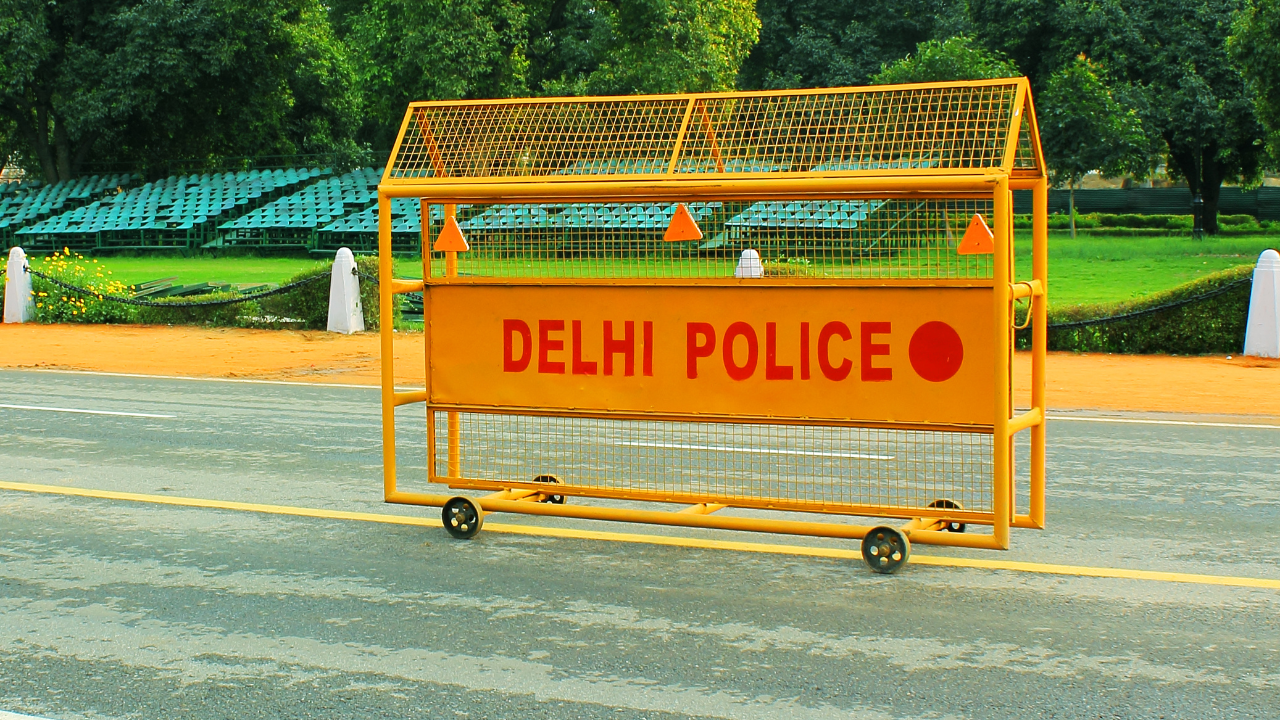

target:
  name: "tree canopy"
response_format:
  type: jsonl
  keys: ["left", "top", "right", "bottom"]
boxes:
{"left": 0, "top": 0, "right": 362, "bottom": 182}
{"left": 1038, "top": 55, "right": 1149, "bottom": 236}
{"left": 1, "top": 0, "right": 1277, "bottom": 204}
{"left": 738, "top": 0, "right": 967, "bottom": 90}
{"left": 343, "top": 0, "right": 530, "bottom": 149}
{"left": 1230, "top": 0, "right": 1280, "bottom": 165}
{"left": 1038, "top": 56, "right": 1149, "bottom": 188}
{"left": 527, "top": 0, "right": 759, "bottom": 96}
{"left": 972, "top": 0, "right": 1268, "bottom": 234}
{"left": 870, "top": 36, "right": 1018, "bottom": 85}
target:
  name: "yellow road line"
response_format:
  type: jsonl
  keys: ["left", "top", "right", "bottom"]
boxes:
{"left": 3, "top": 480, "right": 1278, "bottom": 590}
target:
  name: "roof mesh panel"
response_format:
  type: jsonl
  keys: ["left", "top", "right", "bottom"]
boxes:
{"left": 388, "top": 81, "right": 1039, "bottom": 181}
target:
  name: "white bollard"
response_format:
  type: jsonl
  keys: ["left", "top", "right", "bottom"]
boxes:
{"left": 327, "top": 247, "right": 365, "bottom": 334}
{"left": 4, "top": 247, "right": 34, "bottom": 323}
{"left": 1244, "top": 249, "right": 1279, "bottom": 358}
{"left": 734, "top": 248, "right": 764, "bottom": 279}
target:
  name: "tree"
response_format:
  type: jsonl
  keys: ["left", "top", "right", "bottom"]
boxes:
{"left": 968, "top": 0, "right": 1069, "bottom": 87}
{"left": 738, "top": 0, "right": 968, "bottom": 90}
{"left": 524, "top": 0, "right": 758, "bottom": 96}
{"left": 1038, "top": 56, "right": 1150, "bottom": 237}
{"left": 969, "top": 0, "right": 1266, "bottom": 235}
{"left": 0, "top": 0, "right": 362, "bottom": 182}
{"left": 344, "top": 0, "right": 529, "bottom": 149}
{"left": 869, "top": 35, "right": 1018, "bottom": 85}
{"left": 1230, "top": 0, "right": 1280, "bottom": 166}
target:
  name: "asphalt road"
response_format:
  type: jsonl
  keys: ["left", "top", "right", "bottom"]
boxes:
{"left": 1, "top": 369, "right": 1279, "bottom": 720}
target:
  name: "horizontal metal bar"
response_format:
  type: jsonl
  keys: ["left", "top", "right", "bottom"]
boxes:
{"left": 423, "top": 406, "right": 996, "bottom": 435}
{"left": 903, "top": 528, "right": 1007, "bottom": 550}
{"left": 679, "top": 503, "right": 727, "bottom": 515}
{"left": 393, "top": 390, "right": 429, "bottom": 407}
{"left": 426, "top": 277, "right": 997, "bottom": 290}
{"left": 481, "top": 488, "right": 542, "bottom": 502}
{"left": 404, "top": 78, "right": 1028, "bottom": 109}
{"left": 379, "top": 174, "right": 1002, "bottom": 202}
{"left": 1008, "top": 407, "right": 1044, "bottom": 435}
{"left": 437, "top": 476, "right": 998, "bottom": 524}
{"left": 391, "top": 278, "right": 425, "bottom": 295}
{"left": 1012, "top": 514, "right": 1044, "bottom": 530}
{"left": 1010, "top": 279, "right": 1044, "bottom": 300}
{"left": 899, "top": 517, "right": 947, "bottom": 532}
{"left": 391, "top": 490, "right": 1003, "bottom": 548}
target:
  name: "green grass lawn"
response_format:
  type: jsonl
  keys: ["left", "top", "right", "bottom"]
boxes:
{"left": 23, "top": 233, "right": 1277, "bottom": 307}
{"left": 1015, "top": 233, "right": 1277, "bottom": 305}
{"left": 63, "top": 256, "right": 425, "bottom": 289}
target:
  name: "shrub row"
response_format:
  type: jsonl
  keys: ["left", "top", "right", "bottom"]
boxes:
{"left": 1013, "top": 213, "right": 1279, "bottom": 235}
{"left": 13, "top": 251, "right": 395, "bottom": 330}
{"left": 1017, "top": 265, "right": 1253, "bottom": 354}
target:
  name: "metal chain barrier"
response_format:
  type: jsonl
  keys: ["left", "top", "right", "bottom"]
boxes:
{"left": 25, "top": 265, "right": 335, "bottom": 308}
{"left": 1024, "top": 276, "right": 1253, "bottom": 331}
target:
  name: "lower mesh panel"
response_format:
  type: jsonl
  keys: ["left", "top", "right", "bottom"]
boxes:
{"left": 432, "top": 412, "right": 993, "bottom": 514}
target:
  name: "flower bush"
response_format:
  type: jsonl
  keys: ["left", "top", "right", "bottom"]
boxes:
{"left": 30, "top": 248, "right": 136, "bottom": 324}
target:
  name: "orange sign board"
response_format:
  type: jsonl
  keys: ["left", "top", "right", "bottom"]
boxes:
{"left": 429, "top": 285, "right": 994, "bottom": 427}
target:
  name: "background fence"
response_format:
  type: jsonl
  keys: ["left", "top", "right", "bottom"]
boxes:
{"left": 1014, "top": 187, "right": 1280, "bottom": 220}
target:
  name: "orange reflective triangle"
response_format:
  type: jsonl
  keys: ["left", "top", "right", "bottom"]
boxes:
{"left": 957, "top": 214, "right": 994, "bottom": 254}
{"left": 663, "top": 203, "right": 703, "bottom": 242}
{"left": 433, "top": 215, "right": 470, "bottom": 252}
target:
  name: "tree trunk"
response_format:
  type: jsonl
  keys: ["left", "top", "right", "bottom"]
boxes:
{"left": 53, "top": 115, "right": 73, "bottom": 181}
{"left": 1200, "top": 147, "right": 1224, "bottom": 236}
{"left": 1167, "top": 140, "right": 1227, "bottom": 236}
{"left": 13, "top": 103, "right": 59, "bottom": 183}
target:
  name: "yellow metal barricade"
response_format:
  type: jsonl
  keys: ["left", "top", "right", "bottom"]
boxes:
{"left": 377, "top": 79, "right": 1049, "bottom": 573}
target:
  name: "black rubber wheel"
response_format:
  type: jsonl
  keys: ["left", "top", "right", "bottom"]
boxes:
{"left": 442, "top": 496, "right": 483, "bottom": 539}
{"left": 927, "top": 499, "right": 965, "bottom": 533}
{"left": 861, "top": 526, "right": 910, "bottom": 574}
{"left": 533, "top": 474, "right": 566, "bottom": 505}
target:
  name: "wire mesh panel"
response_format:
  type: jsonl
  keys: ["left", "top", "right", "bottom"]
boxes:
{"left": 388, "top": 81, "right": 1029, "bottom": 182}
{"left": 423, "top": 198, "right": 996, "bottom": 281}
{"left": 678, "top": 85, "right": 1018, "bottom": 174}
{"left": 392, "top": 99, "right": 689, "bottom": 179}
{"left": 433, "top": 412, "right": 994, "bottom": 517}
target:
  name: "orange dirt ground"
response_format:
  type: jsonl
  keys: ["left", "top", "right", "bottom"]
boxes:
{"left": 1, "top": 323, "right": 1278, "bottom": 418}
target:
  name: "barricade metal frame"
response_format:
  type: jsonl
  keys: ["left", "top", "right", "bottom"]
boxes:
{"left": 376, "top": 79, "right": 1049, "bottom": 571}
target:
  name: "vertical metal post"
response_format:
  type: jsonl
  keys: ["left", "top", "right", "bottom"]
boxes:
{"left": 1030, "top": 176, "right": 1048, "bottom": 528}
{"left": 420, "top": 199, "right": 436, "bottom": 480}
{"left": 444, "top": 202, "right": 461, "bottom": 478}
{"left": 444, "top": 203, "right": 459, "bottom": 278}
{"left": 992, "top": 176, "right": 1011, "bottom": 549}
{"left": 379, "top": 193, "right": 397, "bottom": 499}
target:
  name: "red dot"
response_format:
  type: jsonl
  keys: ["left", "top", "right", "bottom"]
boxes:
{"left": 909, "top": 321, "right": 964, "bottom": 382}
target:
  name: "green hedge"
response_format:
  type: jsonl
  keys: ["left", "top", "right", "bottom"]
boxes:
{"left": 135, "top": 291, "right": 258, "bottom": 327}
{"left": 141, "top": 255, "right": 396, "bottom": 330}
{"left": 258, "top": 255, "right": 394, "bottom": 330}
{"left": 1013, "top": 212, "right": 1279, "bottom": 235}
{"left": 1017, "top": 265, "right": 1253, "bottom": 354}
